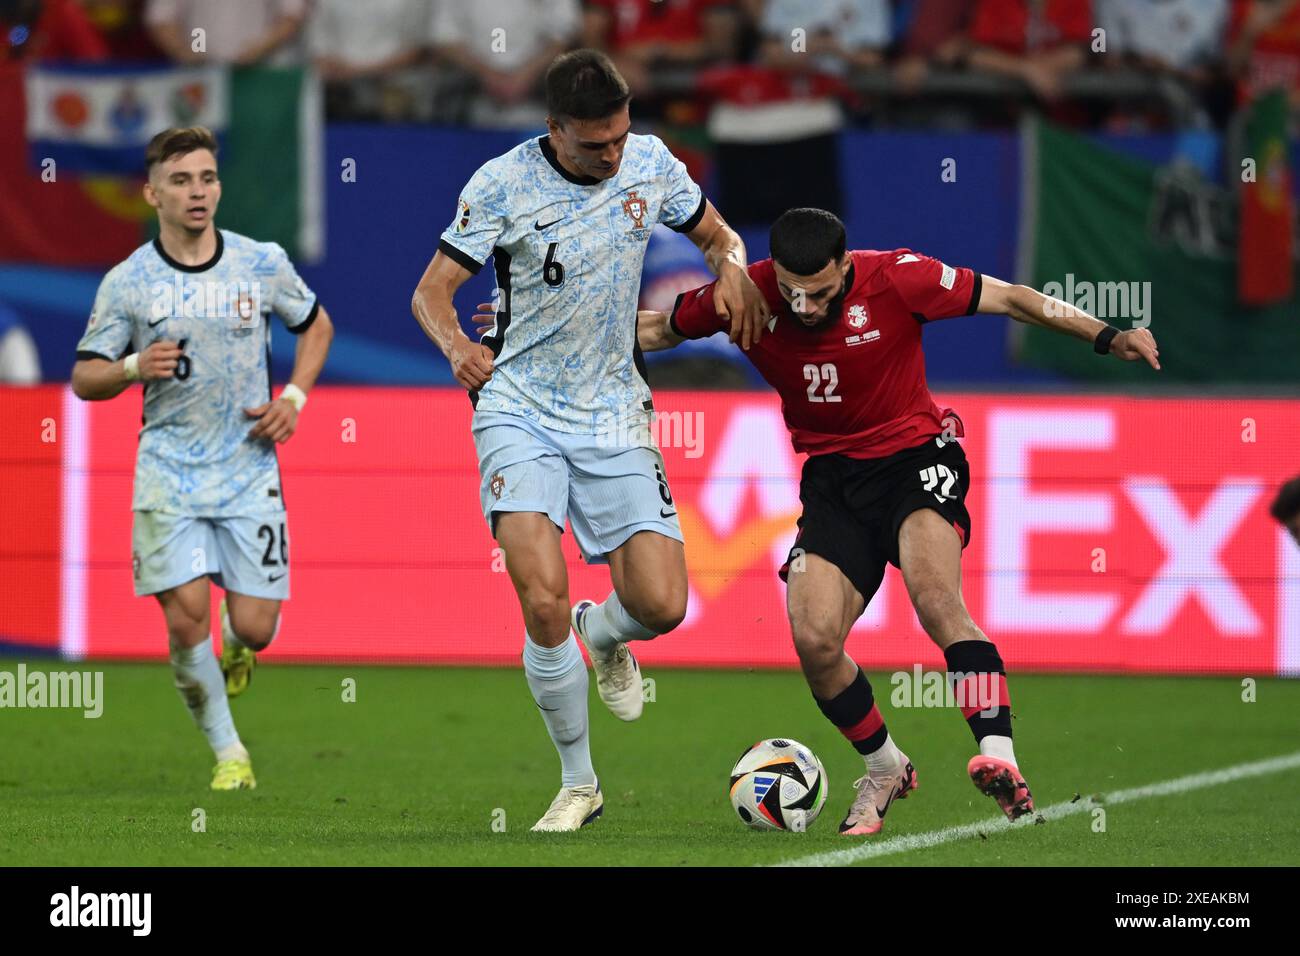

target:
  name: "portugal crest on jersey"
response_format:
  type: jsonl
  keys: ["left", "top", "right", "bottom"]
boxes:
{"left": 621, "top": 191, "right": 647, "bottom": 229}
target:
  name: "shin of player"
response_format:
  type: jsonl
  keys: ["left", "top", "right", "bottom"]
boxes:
{"left": 785, "top": 552, "right": 917, "bottom": 836}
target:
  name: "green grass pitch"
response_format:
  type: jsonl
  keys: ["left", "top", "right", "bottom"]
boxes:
{"left": 2, "top": 663, "right": 1297, "bottom": 866}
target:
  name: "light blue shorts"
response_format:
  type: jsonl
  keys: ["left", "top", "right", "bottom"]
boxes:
{"left": 471, "top": 410, "right": 684, "bottom": 564}
{"left": 131, "top": 510, "right": 290, "bottom": 599}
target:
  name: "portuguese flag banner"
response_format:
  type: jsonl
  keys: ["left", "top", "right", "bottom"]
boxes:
{"left": 1238, "top": 89, "right": 1293, "bottom": 306}
{"left": 0, "top": 62, "right": 321, "bottom": 267}
{"left": 1016, "top": 121, "right": 1300, "bottom": 384}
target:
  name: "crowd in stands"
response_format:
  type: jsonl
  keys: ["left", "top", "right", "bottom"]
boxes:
{"left": 1, "top": 0, "right": 1297, "bottom": 128}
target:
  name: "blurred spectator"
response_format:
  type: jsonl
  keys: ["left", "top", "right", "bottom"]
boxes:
{"left": 894, "top": 0, "right": 972, "bottom": 92}
{"left": 432, "top": 0, "right": 580, "bottom": 127}
{"left": 79, "top": 0, "right": 164, "bottom": 60}
{"left": 1096, "top": 0, "right": 1230, "bottom": 128}
{"left": 582, "top": 0, "right": 738, "bottom": 94}
{"left": 966, "top": 0, "right": 1093, "bottom": 102}
{"left": 145, "top": 0, "right": 307, "bottom": 65}
{"left": 757, "top": 0, "right": 891, "bottom": 75}
{"left": 1228, "top": 0, "right": 1300, "bottom": 105}
{"left": 1097, "top": 0, "right": 1227, "bottom": 80}
{"left": 0, "top": 301, "right": 40, "bottom": 385}
{"left": 1, "top": 0, "right": 109, "bottom": 61}
{"left": 310, "top": 0, "right": 432, "bottom": 121}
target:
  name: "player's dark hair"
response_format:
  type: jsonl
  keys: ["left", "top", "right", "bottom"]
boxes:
{"left": 1270, "top": 475, "right": 1300, "bottom": 524}
{"left": 545, "top": 49, "right": 631, "bottom": 123}
{"left": 145, "top": 126, "right": 218, "bottom": 173}
{"left": 770, "top": 208, "right": 847, "bottom": 276}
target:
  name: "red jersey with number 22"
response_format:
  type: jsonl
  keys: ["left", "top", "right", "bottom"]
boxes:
{"left": 670, "top": 249, "right": 982, "bottom": 459}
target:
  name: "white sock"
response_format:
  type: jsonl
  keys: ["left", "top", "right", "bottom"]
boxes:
{"left": 170, "top": 637, "right": 242, "bottom": 758}
{"left": 865, "top": 733, "right": 904, "bottom": 773}
{"left": 522, "top": 633, "right": 595, "bottom": 788}
{"left": 216, "top": 741, "right": 249, "bottom": 762}
{"left": 581, "top": 590, "right": 655, "bottom": 658}
{"left": 980, "top": 735, "right": 1017, "bottom": 767}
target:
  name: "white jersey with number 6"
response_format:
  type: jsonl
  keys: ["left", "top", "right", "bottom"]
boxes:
{"left": 438, "top": 132, "right": 705, "bottom": 435}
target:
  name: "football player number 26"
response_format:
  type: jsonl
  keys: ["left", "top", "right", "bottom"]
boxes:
{"left": 804, "top": 363, "right": 841, "bottom": 403}
{"left": 257, "top": 522, "right": 288, "bottom": 566}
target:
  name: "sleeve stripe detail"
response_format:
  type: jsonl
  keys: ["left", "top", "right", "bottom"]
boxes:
{"left": 668, "top": 193, "right": 707, "bottom": 234}
{"left": 76, "top": 350, "right": 114, "bottom": 362}
{"left": 965, "top": 271, "right": 983, "bottom": 316}
{"left": 438, "top": 238, "right": 485, "bottom": 275}
{"left": 288, "top": 299, "right": 320, "bottom": 335}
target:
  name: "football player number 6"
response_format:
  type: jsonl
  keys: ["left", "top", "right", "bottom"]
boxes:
{"left": 542, "top": 242, "right": 565, "bottom": 287}
{"left": 804, "top": 363, "right": 841, "bottom": 403}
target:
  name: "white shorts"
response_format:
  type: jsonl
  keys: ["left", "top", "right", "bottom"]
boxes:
{"left": 131, "top": 511, "right": 290, "bottom": 599}
{"left": 471, "top": 410, "right": 684, "bottom": 564}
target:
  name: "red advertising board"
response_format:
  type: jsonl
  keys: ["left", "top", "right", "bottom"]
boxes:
{"left": 2, "top": 386, "right": 1297, "bottom": 675}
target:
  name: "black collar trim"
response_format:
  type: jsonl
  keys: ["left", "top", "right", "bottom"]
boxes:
{"left": 539, "top": 136, "right": 602, "bottom": 186}
{"left": 153, "top": 230, "right": 224, "bottom": 273}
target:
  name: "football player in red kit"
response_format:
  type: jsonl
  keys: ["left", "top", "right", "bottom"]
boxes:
{"left": 638, "top": 208, "right": 1161, "bottom": 835}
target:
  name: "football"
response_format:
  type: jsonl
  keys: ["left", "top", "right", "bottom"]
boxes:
{"left": 729, "top": 738, "right": 828, "bottom": 832}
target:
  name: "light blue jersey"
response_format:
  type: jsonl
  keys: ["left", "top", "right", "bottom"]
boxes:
{"left": 77, "top": 229, "right": 319, "bottom": 517}
{"left": 439, "top": 133, "right": 706, "bottom": 434}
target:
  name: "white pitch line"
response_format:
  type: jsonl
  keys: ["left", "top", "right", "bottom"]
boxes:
{"left": 775, "top": 750, "right": 1300, "bottom": 867}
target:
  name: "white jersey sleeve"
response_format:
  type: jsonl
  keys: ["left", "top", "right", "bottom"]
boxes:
{"left": 652, "top": 136, "right": 706, "bottom": 233}
{"left": 265, "top": 242, "right": 319, "bottom": 331}
{"left": 77, "top": 264, "right": 136, "bottom": 361}
{"left": 439, "top": 165, "right": 510, "bottom": 274}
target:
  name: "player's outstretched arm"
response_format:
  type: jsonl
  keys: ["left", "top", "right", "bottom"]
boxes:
{"left": 636, "top": 310, "right": 685, "bottom": 353}
{"left": 684, "top": 201, "right": 770, "bottom": 351}
{"left": 246, "top": 306, "right": 335, "bottom": 445}
{"left": 412, "top": 250, "right": 494, "bottom": 391}
{"left": 977, "top": 274, "right": 1161, "bottom": 370}
{"left": 71, "top": 339, "right": 185, "bottom": 401}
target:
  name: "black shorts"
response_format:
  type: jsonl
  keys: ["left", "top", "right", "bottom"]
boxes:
{"left": 778, "top": 434, "right": 972, "bottom": 605}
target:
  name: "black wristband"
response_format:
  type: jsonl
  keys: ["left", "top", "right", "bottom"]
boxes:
{"left": 1093, "top": 325, "right": 1120, "bottom": 355}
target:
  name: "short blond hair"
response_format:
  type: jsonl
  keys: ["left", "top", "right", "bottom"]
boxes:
{"left": 145, "top": 126, "right": 218, "bottom": 174}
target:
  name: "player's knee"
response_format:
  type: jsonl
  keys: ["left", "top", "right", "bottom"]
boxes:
{"left": 639, "top": 590, "right": 687, "bottom": 635}
{"left": 788, "top": 612, "right": 841, "bottom": 666}
{"left": 165, "top": 611, "right": 209, "bottom": 649}
{"left": 518, "top": 586, "right": 570, "bottom": 641}
{"left": 239, "top": 621, "right": 276, "bottom": 652}
{"left": 229, "top": 608, "right": 279, "bottom": 651}
{"left": 624, "top": 583, "right": 687, "bottom": 635}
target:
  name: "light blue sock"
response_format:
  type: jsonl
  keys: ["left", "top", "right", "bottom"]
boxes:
{"left": 582, "top": 590, "right": 656, "bottom": 658}
{"left": 522, "top": 633, "right": 595, "bottom": 788}
{"left": 170, "top": 638, "right": 241, "bottom": 757}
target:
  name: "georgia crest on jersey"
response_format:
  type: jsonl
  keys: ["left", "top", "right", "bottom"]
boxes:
{"left": 76, "top": 229, "right": 319, "bottom": 517}
{"left": 438, "top": 132, "right": 706, "bottom": 435}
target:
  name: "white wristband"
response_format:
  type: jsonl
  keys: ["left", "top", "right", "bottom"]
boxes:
{"left": 280, "top": 383, "right": 307, "bottom": 412}
{"left": 122, "top": 353, "right": 141, "bottom": 381}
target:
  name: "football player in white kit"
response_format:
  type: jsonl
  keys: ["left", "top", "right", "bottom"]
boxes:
{"left": 412, "top": 50, "right": 769, "bottom": 831}
{"left": 71, "top": 127, "right": 334, "bottom": 790}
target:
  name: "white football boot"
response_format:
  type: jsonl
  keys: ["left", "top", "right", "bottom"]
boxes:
{"left": 572, "top": 599, "right": 643, "bottom": 721}
{"left": 531, "top": 780, "right": 604, "bottom": 832}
